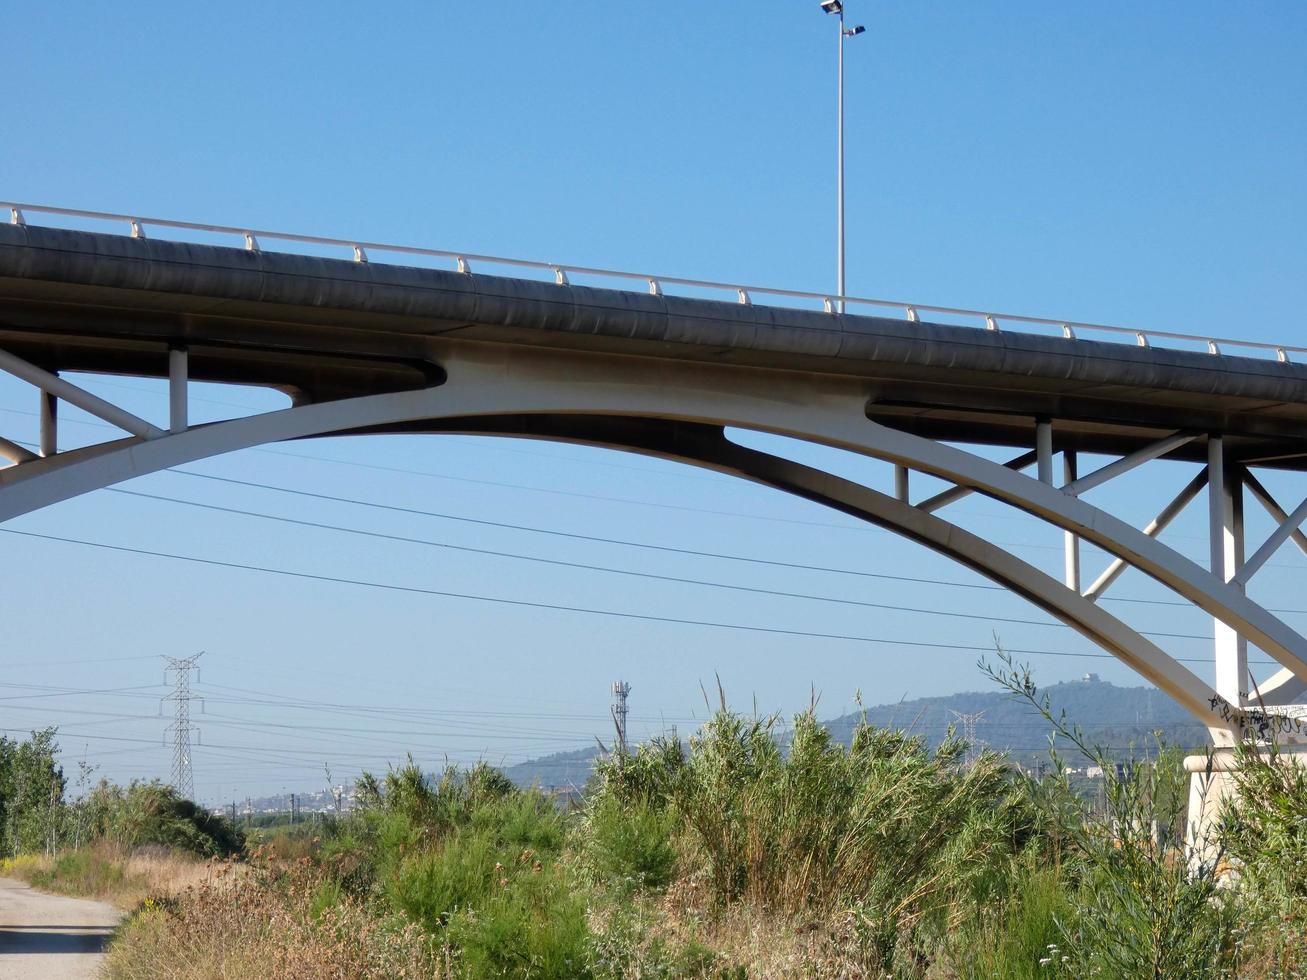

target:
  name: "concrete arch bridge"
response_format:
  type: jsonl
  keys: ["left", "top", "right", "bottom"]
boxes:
{"left": 3, "top": 203, "right": 1307, "bottom": 763}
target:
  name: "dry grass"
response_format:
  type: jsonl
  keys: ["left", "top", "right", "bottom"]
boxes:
{"left": 590, "top": 881, "right": 893, "bottom": 980}
{"left": 102, "top": 859, "right": 438, "bottom": 980}
{"left": 1, "top": 842, "right": 228, "bottom": 910}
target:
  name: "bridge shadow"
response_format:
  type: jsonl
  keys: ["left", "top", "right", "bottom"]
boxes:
{"left": 0, "top": 924, "right": 114, "bottom": 955}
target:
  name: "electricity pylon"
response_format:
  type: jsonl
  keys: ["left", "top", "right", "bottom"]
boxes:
{"left": 948, "top": 709, "right": 986, "bottom": 766}
{"left": 162, "top": 653, "right": 203, "bottom": 801}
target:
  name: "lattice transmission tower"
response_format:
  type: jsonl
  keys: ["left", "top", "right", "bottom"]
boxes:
{"left": 162, "top": 653, "right": 203, "bottom": 801}
{"left": 948, "top": 709, "right": 986, "bottom": 765}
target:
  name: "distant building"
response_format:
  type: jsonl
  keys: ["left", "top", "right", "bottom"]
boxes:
{"left": 1085, "top": 765, "right": 1105, "bottom": 779}
{"left": 1082, "top": 673, "right": 1101, "bottom": 683}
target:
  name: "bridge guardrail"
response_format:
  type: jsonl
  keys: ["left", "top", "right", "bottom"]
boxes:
{"left": 4, "top": 202, "right": 1298, "bottom": 364}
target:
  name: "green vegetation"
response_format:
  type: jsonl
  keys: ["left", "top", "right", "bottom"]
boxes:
{"left": 0, "top": 728, "right": 66, "bottom": 856}
{"left": 505, "top": 678, "right": 1212, "bottom": 790}
{"left": 5, "top": 665, "right": 1305, "bottom": 977}
{"left": 0, "top": 727, "right": 243, "bottom": 862}
{"left": 585, "top": 694, "right": 1028, "bottom": 969}
{"left": 978, "top": 654, "right": 1245, "bottom": 978}
{"left": 1220, "top": 737, "right": 1307, "bottom": 975}
{"left": 0, "top": 728, "right": 243, "bottom": 910}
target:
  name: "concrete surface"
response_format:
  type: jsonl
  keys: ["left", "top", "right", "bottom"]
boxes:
{"left": 0, "top": 876, "right": 121, "bottom": 979}
{"left": 5, "top": 222, "right": 1307, "bottom": 463}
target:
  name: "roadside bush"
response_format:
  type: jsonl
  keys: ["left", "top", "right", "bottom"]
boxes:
{"left": 380, "top": 789, "right": 589, "bottom": 979}
{"left": 83, "top": 780, "right": 244, "bottom": 857}
{"left": 333, "top": 759, "right": 589, "bottom": 976}
{"left": 448, "top": 901, "right": 591, "bottom": 980}
{"left": 95, "top": 673, "right": 1307, "bottom": 978}
{"left": 28, "top": 846, "right": 126, "bottom": 895}
{"left": 587, "top": 697, "right": 1027, "bottom": 968}
{"left": 2, "top": 840, "right": 220, "bottom": 909}
{"left": 358, "top": 757, "right": 517, "bottom": 838}
{"left": 442, "top": 846, "right": 592, "bottom": 980}
{"left": 383, "top": 791, "right": 566, "bottom": 920}
{"left": 578, "top": 793, "right": 678, "bottom": 893}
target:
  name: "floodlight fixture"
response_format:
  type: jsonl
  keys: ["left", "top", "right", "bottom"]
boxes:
{"left": 817, "top": 0, "right": 864, "bottom": 312}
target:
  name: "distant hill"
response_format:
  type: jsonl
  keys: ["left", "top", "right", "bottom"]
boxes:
{"left": 819, "top": 676, "right": 1209, "bottom": 768}
{"left": 504, "top": 678, "right": 1211, "bottom": 789}
{"left": 504, "top": 746, "right": 600, "bottom": 792}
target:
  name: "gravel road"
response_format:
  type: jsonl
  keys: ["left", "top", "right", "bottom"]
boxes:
{"left": 0, "top": 876, "right": 121, "bottom": 979}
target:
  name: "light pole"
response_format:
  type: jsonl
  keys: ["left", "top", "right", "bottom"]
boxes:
{"left": 820, "top": 1, "right": 864, "bottom": 313}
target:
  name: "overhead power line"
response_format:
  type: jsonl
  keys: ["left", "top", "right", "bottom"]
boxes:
{"left": 0, "top": 405, "right": 845, "bottom": 530}
{"left": 164, "top": 471, "right": 1041, "bottom": 581}
{"left": 0, "top": 682, "right": 166, "bottom": 701}
{"left": 104, "top": 486, "right": 1206, "bottom": 640}
{"left": 0, "top": 526, "right": 1281, "bottom": 667}
{"left": 8, "top": 402, "right": 1307, "bottom": 583}
{"left": 0, "top": 655, "right": 161, "bottom": 669}
{"left": 158, "top": 471, "right": 1307, "bottom": 613}
{"left": 195, "top": 680, "right": 697, "bottom": 724}
{"left": 7, "top": 424, "right": 1307, "bottom": 616}
{"left": 0, "top": 527, "right": 1106, "bottom": 659}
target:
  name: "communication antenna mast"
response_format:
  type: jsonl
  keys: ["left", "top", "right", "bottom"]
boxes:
{"left": 948, "top": 709, "right": 986, "bottom": 765}
{"left": 610, "top": 681, "right": 632, "bottom": 756}
{"left": 162, "top": 653, "right": 203, "bottom": 801}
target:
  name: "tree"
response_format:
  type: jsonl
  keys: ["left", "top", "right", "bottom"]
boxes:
{"left": 0, "top": 728, "right": 65, "bottom": 857}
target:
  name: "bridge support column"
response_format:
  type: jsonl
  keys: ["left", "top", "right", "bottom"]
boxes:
{"left": 1185, "top": 748, "right": 1307, "bottom": 876}
{"left": 169, "top": 347, "right": 188, "bottom": 433}
{"left": 1185, "top": 751, "right": 1248, "bottom": 876}
{"left": 1035, "top": 419, "right": 1053, "bottom": 484}
{"left": 1063, "top": 451, "right": 1080, "bottom": 591}
{"left": 1208, "top": 436, "right": 1248, "bottom": 706}
{"left": 1186, "top": 437, "right": 1251, "bottom": 869}
{"left": 39, "top": 387, "right": 56, "bottom": 457}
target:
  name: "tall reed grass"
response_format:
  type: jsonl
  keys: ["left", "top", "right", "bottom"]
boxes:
{"left": 587, "top": 695, "right": 1030, "bottom": 968}
{"left": 94, "top": 668, "right": 1307, "bottom": 978}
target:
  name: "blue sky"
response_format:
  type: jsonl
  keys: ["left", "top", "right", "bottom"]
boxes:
{"left": 2, "top": 2, "right": 1306, "bottom": 802}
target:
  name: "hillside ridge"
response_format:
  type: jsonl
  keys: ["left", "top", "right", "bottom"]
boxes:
{"left": 504, "top": 677, "right": 1209, "bottom": 789}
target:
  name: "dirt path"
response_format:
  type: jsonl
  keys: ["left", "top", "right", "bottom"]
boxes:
{"left": 0, "top": 876, "right": 121, "bottom": 979}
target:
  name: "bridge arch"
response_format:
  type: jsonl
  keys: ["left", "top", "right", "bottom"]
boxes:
{"left": 6, "top": 345, "right": 1305, "bottom": 742}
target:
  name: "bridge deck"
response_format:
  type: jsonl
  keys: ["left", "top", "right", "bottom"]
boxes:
{"left": 2, "top": 223, "right": 1307, "bottom": 468}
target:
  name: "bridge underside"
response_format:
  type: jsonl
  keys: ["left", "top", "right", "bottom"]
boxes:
{"left": 4, "top": 223, "right": 1307, "bottom": 745}
{"left": 6, "top": 223, "right": 1307, "bottom": 465}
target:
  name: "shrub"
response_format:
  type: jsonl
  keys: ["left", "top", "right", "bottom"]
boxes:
{"left": 443, "top": 852, "right": 592, "bottom": 980}
{"left": 384, "top": 788, "right": 568, "bottom": 922}
{"left": 343, "top": 763, "right": 586, "bottom": 976}
{"left": 587, "top": 696, "right": 1026, "bottom": 967}
{"left": 83, "top": 780, "right": 243, "bottom": 857}
{"left": 983, "top": 651, "right": 1245, "bottom": 978}
{"left": 1221, "top": 740, "right": 1307, "bottom": 972}
{"left": 579, "top": 794, "right": 678, "bottom": 893}
{"left": 951, "top": 862, "right": 1072, "bottom": 980}
{"left": 470, "top": 791, "right": 567, "bottom": 855}
{"left": 31, "top": 847, "right": 126, "bottom": 895}
{"left": 387, "top": 828, "right": 500, "bottom": 930}
{"left": 385, "top": 814, "right": 592, "bottom": 980}
{"left": 357, "top": 757, "right": 519, "bottom": 839}
{"left": 102, "top": 861, "right": 436, "bottom": 979}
